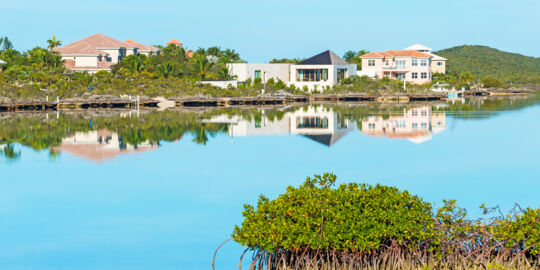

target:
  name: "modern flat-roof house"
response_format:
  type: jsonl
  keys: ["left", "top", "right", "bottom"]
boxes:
{"left": 360, "top": 44, "right": 446, "bottom": 84}
{"left": 53, "top": 33, "right": 161, "bottom": 73}
{"left": 228, "top": 50, "right": 357, "bottom": 91}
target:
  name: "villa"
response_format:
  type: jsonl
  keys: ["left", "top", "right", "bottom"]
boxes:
{"left": 360, "top": 44, "right": 447, "bottom": 84}
{"left": 53, "top": 33, "right": 161, "bottom": 73}
{"left": 228, "top": 50, "right": 357, "bottom": 91}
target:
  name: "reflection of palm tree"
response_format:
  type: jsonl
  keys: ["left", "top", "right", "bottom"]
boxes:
{"left": 2, "top": 143, "right": 21, "bottom": 160}
{"left": 191, "top": 123, "right": 230, "bottom": 145}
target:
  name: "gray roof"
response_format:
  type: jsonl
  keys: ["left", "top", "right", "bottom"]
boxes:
{"left": 297, "top": 50, "right": 348, "bottom": 65}
{"left": 301, "top": 132, "right": 348, "bottom": 147}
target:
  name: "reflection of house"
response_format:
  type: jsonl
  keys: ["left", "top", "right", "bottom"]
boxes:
{"left": 53, "top": 129, "right": 159, "bottom": 163}
{"left": 361, "top": 106, "right": 446, "bottom": 144}
{"left": 204, "top": 107, "right": 357, "bottom": 146}
{"left": 228, "top": 50, "right": 357, "bottom": 91}
{"left": 53, "top": 33, "right": 161, "bottom": 73}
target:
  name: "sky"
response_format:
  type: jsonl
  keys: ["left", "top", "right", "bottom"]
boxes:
{"left": 1, "top": 0, "right": 539, "bottom": 61}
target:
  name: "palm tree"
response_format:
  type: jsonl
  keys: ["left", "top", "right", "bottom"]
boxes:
{"left": 193, "top": 54, "right": 214, "bottom": 80}
{"left": 217, "top": 65, "right": 235, "bottom": 80}
{"left": 47, "top": 36, "right": 62, "bottom": 51}
{"left": 343, "top": 51, "right": 356, "bottom": 63}
{"left": 158, "top": 62, "right": 177, "bottom": 78}
{"left": 1, "top": 37, "right": 13, "bottom": 51}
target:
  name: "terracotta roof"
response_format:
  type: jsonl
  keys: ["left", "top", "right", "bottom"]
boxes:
{"left": 124, "top": 40, "right": 161, "bottom": 51}
{"left": 55, "top": 33, "right": 128, "bottom": 55}
{"left": 166, "top": 39, "right": 183, "bottom": 46}
{"left": 53, "top": 143, "right": 158, "bottom": 163}
{"left": 361, "top": 50, "right": 432, "bottom": 58}
{"left": 362, "top": 130, "right": 430, "bottom": 138}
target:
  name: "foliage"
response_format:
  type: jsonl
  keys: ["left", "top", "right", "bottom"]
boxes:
{"left": 482, "top": 76, "right": 503, "bottom": 88}
{"left": 343, "top": 49, "right": 368, "bottom": 69}
{"left": 232, "top": 173, "right": 540, "bottom": 269}
{"left": 434, "top": 45, "right": 540, "bottom": 85}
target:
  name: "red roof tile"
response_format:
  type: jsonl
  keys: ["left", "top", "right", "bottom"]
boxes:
{"left": 124, "top": 39, "right": 160, "bottom": 51}
{"left": 361, "top": 50, "right": 432, "bottom": 58}
{"left": 166, "top": 39, "right": 183, "bottom": 46}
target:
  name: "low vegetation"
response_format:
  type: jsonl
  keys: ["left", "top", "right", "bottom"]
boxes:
{"left": 434, "top": 45, "right": 540, "bottom": 85}
{"left": 1, "top": 36, "right": 538, "bottom": 103}
{"left": 231, "top": 173, "right": 540, "bottom": 269}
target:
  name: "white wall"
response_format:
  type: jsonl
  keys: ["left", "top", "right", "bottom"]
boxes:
{"left": 199, "top": 80, "right": 238, "bottom": 88}
{"left": 75, "top": 56, "right": 98, "bottom": 67}
{"left": 228, "top": 63, "right": 291, "bottom": 83}
{"left": 100, "top": 48, "right": 124, "bottom": 63}
{"left": 290, "top": 64, "right": 357, "bottom": 91}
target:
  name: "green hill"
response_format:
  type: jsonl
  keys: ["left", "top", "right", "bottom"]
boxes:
{"left": 434, "top": 45, "right": 540, "bottom": 84}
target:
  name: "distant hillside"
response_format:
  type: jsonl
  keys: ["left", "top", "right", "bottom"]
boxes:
{"left": 434, "top": 45, "right": 540, "bottom": 84}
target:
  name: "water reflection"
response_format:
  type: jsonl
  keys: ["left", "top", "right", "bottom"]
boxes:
{"left": 0, "top": 93, "right": 538, "bottom": 162}
{"left": 205, "top": 107, "right": 357, "bottom": 146}
{"left": 361, "top": 106, "right": 446, "bottom": 144}
{"left": 53, "top": 129, "right": 160, "bottom": 163}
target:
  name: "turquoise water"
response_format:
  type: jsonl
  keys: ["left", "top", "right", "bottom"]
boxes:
{"left": 1, "top": 96, "right": 539, "bottom": 269}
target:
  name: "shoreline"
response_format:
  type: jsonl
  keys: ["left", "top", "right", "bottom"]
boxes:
{"left": 0, "top": 88, "right": 535, "bottom": 112}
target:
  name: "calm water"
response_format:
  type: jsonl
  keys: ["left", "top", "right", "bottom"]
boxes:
{"left": 1, "top": 94, "right": 539, "bottom": 270}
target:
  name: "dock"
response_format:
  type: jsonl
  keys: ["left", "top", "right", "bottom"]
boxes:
{"left": 0, "top": 89, "right": 534, "bottom": 111}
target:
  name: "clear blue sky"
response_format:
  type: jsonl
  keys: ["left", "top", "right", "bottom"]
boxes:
{"left": 2, "top": 0, "right": 539, "bottom": 62}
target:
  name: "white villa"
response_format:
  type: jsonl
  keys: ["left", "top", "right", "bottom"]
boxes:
{"left": 360, "top": 44, "right": 447, "bottom": 84}
{"left": 228, "top": 50, "right": 357, "bottom": 91}
{"left": 53, "top": 33, "right": 161, "bottom": 73}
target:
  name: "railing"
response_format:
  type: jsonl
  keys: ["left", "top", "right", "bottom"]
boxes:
{"left": 382, "top": 65, "right": 406, "bottom": 70}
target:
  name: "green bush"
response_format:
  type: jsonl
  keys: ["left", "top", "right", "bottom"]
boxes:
{"left": 233, "top": 173, "right": 435, "bottom": 252}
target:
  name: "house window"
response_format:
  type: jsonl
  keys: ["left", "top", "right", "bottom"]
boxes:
{"left": 421, "top": 110, "right": 427, "bottom": 116}
{"left": 337, "top": 115, "right": 348, "bottom": 129}
{"left": 297, "top": 69, "right": 328, "bottom": 82}
{"left": 396, "top": 60, "right": 406, "bottom": 69}
{"left": 412, "top": 59, "right": 418, "bottom": 66}
{"left": 368, "top": 123, "right": 376, "bottom": 129}
{"left": 436, "top": 61, "right": 443, "bottom": 66}
{"left": 412, "top": 123, "right": 418, "bottom": 129}
{"left": 421, "top": 72, "right": 427, "bottom": 79}
{"left": 368, "top": 60, "right": 375, "bottom": 66}
{"left": 337, "top": 69, "right": 347, "bottom": 82}
{"left": 385, "top": 60, "right": 390, "bottom": 66}
{"left": 412, "top": 110, "right": 418, "bottom": 116}
{"left": 421, "top": 59, "right": 427, "bottom": 66}
{"left": 254, "top": 70, "right": 261, "bottom": 79}
{"left": 254, "top": 121, "right": 262, "bottom": 128}
{"left": 436, "top": 121, "right": 443, "bottom": 126}
{"left": 296, "top": 117, "right": 329, "bottom": 129}
{"left": 421, "top": 123, "right": 428, "bottom": 129}
{"left": 395, "top": 120, "right": 406, "bottom": 128}
{"left": 412, "top": 72, "right": 418, "bottom": 79}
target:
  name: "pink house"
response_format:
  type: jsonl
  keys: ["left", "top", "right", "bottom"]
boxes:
{"left": 360, "top": 50, "right": 434, "bottom": 84}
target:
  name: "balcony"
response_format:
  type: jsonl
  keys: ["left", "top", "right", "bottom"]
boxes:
{"left": 382, "top": 65, "right": 406, "bottom": 70}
